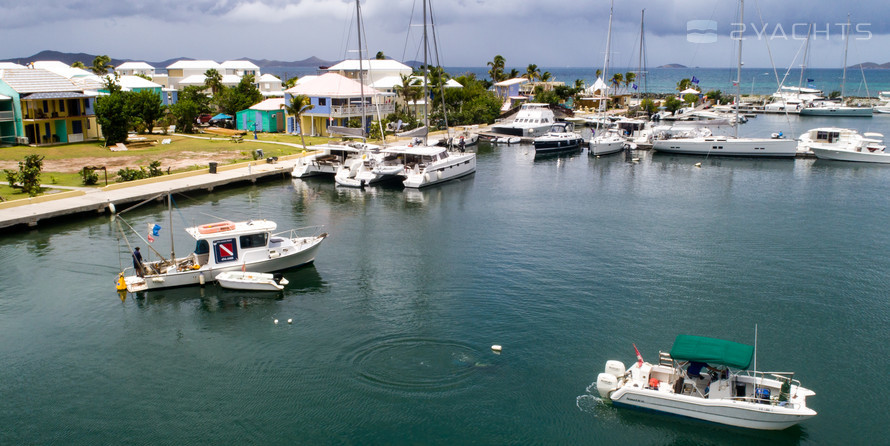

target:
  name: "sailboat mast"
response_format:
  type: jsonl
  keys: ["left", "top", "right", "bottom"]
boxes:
{"left": 735, "top": 0, "right": 744, "bottom": 139}
{"left": 636, "top": 9, "right": 645, "bottom": 103}
{"left": 168, "top": 193, "right": 174, "bottom": 260}
{"left": 422, "top": 0, "right": 429, "bottom": 144}
{"left": 841, "top": 13, "right": 851, "bottom": 99}
{"left": 797, "top": 24, "right": 812, "bottom": 97}
{"left": 603, "top": 0, "right": 613, "bottom": 97}
{"left": 356, "top": 0, "right": 367, "bottom": 140}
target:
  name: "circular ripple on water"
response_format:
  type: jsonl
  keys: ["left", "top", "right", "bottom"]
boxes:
{"left": 347, "top": 336, "right": 485, "bottom": 395}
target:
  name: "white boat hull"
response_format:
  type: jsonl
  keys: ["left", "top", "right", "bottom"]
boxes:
{"left": 799, "top": 107, "right": 873, "bottom": 117}
{"left": 589, "top": 139, "right": 625, "bottom": 156}
{"left": 609, "top": 386, "right": 816, "bottom": 430}
{"left": 216, "top": 272, "right": 287, "bottom": 291}
{"left": 403, "top": 153, "right": 476, "bottom": 188}
{"left": 653, "top": 138, "right": 797, "bottom": 157}
{"left": 811, "top": 147, "right": 890, "bottom": 164}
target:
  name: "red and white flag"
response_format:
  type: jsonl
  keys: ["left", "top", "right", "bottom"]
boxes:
{"left": 633, "top": 343, "right": 644, "bottom": 367}
{"left": 147, "top": 223, "right": 155, "bottom": 243}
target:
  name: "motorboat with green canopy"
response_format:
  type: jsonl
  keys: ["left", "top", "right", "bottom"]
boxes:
{"left": 593, "top": 334, "right": 816, "bottom": 430}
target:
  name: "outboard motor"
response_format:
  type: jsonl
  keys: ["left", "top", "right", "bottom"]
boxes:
{"left": 597, "top": 360, "right": 626, "bottom": 399}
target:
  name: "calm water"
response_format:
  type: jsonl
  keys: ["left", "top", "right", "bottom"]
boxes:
{"left": 2, "top": 115, "right": 890, "bottom": 444}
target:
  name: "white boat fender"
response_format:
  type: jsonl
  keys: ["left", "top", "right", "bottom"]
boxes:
{"left": 199, "top": 272, "right": 205, "bottom": 285}
{"left": 274, "top": 319, "right": 279, "bottom": 324}
{"left": 694, "top": 162, "right": 702, "bottom": 168}
{"left": 491, "top": 344, "right": 502, "bottom": 353}
{"left": 108, "top": 202, "right": 116, "bottom": 214}
{"left": 287, "top": 318, "right": 293, "bottom": 324}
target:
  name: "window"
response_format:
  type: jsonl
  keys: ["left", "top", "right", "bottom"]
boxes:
{"left": 239, "top": 233, "right": 268, "bottom": 249}
{"left": 59, "top": 101, "right": 65, "bottom": 112}
{"left": 43, "top": 101, "right": 48, "bottom": 113}
{"left": 318, "top": 98, "right": 327, "bottom": 106}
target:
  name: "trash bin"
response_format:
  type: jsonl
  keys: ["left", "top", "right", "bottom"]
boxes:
{"left": 209, "top": 162, "right": 218, "bottom": 174}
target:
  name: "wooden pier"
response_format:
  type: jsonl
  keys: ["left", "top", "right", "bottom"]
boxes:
{"left": 0, "top": 155, "right": 308, "bottom": 231}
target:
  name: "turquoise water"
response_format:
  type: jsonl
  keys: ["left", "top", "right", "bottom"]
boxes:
{"left": 2, "top": 115, "right": 890, "bottom": 444}
{"left": 269, "top": 66, "right": 890, "bottom": 96}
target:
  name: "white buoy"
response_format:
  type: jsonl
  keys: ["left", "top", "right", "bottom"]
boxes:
{"left": 491, "top": 344, "right": 502, "bottom": 353}
{"left": 695, "top": 162, "right": 702, "bottom": 168}
{"left": 274, "top": 319, "right": 279, "bottom": 324}
{"left": 108, "top": 202, "right": 116, "bottom": 213}
{"left": 287, "top": 318, "right": 293, "bottom": 324}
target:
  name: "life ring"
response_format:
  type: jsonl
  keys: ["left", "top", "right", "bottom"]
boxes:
{"left": 198, "top": 221, "right": 236, "bottom": 234}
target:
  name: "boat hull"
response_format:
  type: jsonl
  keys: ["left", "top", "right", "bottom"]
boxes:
{"left": 534, "top": 137, "right": 584, "bottom": 153}
{"left": 799, "top": 107, "right": 873, "bottom": 117}
{"left": 589, "top": 140, "right": 625, "bottom": 156}
{"left": 216, "top": 272, "right": 284, "bottom": 291}
{"left": 609, "top": 386, "right": 816, "bottom": 430}
{"left": 653, "top": 138, "right": 797, "bottom": 157}
{"left": 811, "top": 147, "right": 890, "bottom": 164}
{"left": 403, "top": 154, "right": 476, "bottom": 188}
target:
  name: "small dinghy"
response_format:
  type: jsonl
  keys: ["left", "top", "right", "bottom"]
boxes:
{"left": 216, "top": 271, "right": 289, "bottom": 291}
{"left": 496, "top": 136, "right": 521, "bottom": 145}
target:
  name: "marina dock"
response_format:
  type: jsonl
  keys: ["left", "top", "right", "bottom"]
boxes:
{"left": 0, "top": 155, "right": 308, "bottom": 231}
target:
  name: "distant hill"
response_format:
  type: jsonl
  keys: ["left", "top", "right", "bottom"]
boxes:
{"left": 658, "top": 64, "right": 688, "bottom": 69}
{"left": 849, "top": 62, "right": 890, "bottom": 69}
{"left": 0, "top": 50, "right": 335, "bottom": 71}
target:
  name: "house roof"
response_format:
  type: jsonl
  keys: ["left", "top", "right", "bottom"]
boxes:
{"left": 109, "top": 75, "right": 163, "bottom": 90}
{"left": 0, "top": 69, "right": 85, "bottom": 94}
{"left": 167, "top": 60, "right": 222, "bottom": 70}
{"left": 116, "top": 62, "right": 155, "bottom": 70}
{"left": 370, "top": 75, "right": 463, "bottom": 90}
{"left": 178, "top": 74, "right": 207, "bottom": 85}
{"left": 494, "top": 77, "right": 528, "bottom": 87}
{"left": 285, "top": 72, "right": 382, "bottom": 98}
{"left": 326, "top": 59, "right": 412, "bottom": 73}
{"left": 0, "top": 94, "right": 12, "bottom": 100}
{"left": 258, "top": 73, "right": 281, "bottom": 83}
{"left": 249, "top": 97, "right": 285, "bottom": 111}
{"left": 221, "top": 74, "right": 241, "bottom": 85}
{"left": 221, "top": 60, "right": 260, "bottom": 70}
{"left": 32, "top": 61, "right": 97, "bottom": 79}
{"left": 0, "top": 62, "right": 26, "bottom": 69}
{"left": 24, "top": 91, "right": 91, "bottom": 100}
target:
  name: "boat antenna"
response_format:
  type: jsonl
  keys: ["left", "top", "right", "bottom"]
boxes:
{"left": 797, "top": 24, "right": 812, "bottom": 101}
{"left": 168, "top": 192, "right": 175, "bottom": 260}
{"left": 753, "top": 323, "right": 758, "bottom": 398}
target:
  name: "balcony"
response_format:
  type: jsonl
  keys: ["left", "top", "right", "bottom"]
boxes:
{"left": 0, "top": 111, "right": 13, "bottom": 121}
{"left": 329, "top": 103, "right": 395, "bottom": 117}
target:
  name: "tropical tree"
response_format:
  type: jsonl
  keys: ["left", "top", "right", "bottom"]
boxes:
{"left": 204, "top": 68, "right": 223, "bottom": 96}
{"left": 624, "top": 71, "right": 636, "bottom": 92}
{"left": 487, "top": 55, "right": 506, "bottom": 83}
{"left": 525, "top": 64, "right": 540, "bottom": 81}
{"left": 540, "top": 71, "right": 552, "bottom": 82}
{"left": 610, "top": 73, "right": 623, "bottom": 93}
{"left": 394, "top": 74, "right": 421, "bottom": 118}
{"left": 169, "top": 86, "right": 210, "bottom": 133}
{"left": 94, "top": 76, "right": 131, "bottom": 144}
{"left": 284, "top": 76, "right": 299, "bottom": 89}
{"left": 676, "top": 78, "right": 693, "bottom": 93}
{"left": 129, "top": 89, "right": 165, "bottom": 133}
{"left": 71, "top": 61, "right": 86, "bottom": 69}
{"left": 90, "top": 55, "right": 114, "bottom": 75}
{"left": 596, "top": 69, "right": 603, "bottom": 79}
{"left": 507, "top": 68, "right": 520, "bottom": 79}
{"left": 285, "top": 94, "right": 315, "bottom": 149}
{"left": 573, "top": 79, "right": 585, "bottom": 90}
{"left": 664, "top": 96, "right": 683, "bottom": 114}
{"left": 375, "top": 51, "right": 385, "bottom": 60}
{"left": 215, "top": 74, "right": 263, "bottom": 116}
{"left": 705, "top": 90, "right": 725, "bottom": 104}
{"left": 639, "top": 98, "right": 657, "bottom": 117}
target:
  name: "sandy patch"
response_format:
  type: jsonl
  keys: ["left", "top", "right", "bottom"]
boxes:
{"left": 0, "top": 150, "right": 244, "bottom": 174}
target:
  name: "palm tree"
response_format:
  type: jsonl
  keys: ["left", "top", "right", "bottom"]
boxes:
{"left": 204, "top": 69, "right": 223, "bottom": 96}
{"left": 540, "top": 71, "right": 552, "bottom": 82}
{"left": 611, "top": 73, "right": 623, "bottom": 93}
{"left": 487, "top": 55, "right": 506, "bottom": 83}
{"left": 284, "top": 76, "right": 299, "bottom": 89}
{"left": 284, "top": 94, "right": 315, "bottom": 149}
{"left": 676, "top": 78, "right": 693, "bottom": 93}
{"left": 375, "top": 51, "right": 385, "bottom": 60}
{"left": 394, "top": 74, "right": 421, "bottom": 116}
{"left": 596, "top": 69, "right": 603, "bottom": 80}
{"left": 90, "top": 55, "right": 114, "bottom": 75}
{"left": 71, "top": 61, "right": 86, "bottom": 69}
{"left": 624, "top": 71, "right": 636, "bottom": 92}
{"left": 525, "top": 64, "right": 540, "bottom": 82}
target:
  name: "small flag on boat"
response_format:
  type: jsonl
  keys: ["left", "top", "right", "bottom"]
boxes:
{"left": 147, "top": 223, "right": 155, "bottom": 243}
{"left": 632, "top": 83, "right": 638, "bottom": 90}
{"left": 633, "top": 343, "right": 643, "bottom": 367}
{"left": 151, "top": 224, "right": 161, "bottom": 237}
{"left": 241, "top": 263, "right": 246, "bottom": 272}
{"left": 807, "top": 78, "right": 814, "bottom": 82}
{"left": 691, "top": 76, "right": 700, "bottom": 84}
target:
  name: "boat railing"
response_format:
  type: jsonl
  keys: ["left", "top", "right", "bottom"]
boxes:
{"left": 273, "top": 225, "right": 327, "bottom": 241}
{"left": 727, "top": 396, "right": 801, "bottom": 410}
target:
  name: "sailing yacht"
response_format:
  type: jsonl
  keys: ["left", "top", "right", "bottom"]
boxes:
{"left": 653, "top": 0, "right": 796, "bottom": 157}
{"left": 587, "top": 1, "right": 626, "bottom": 156}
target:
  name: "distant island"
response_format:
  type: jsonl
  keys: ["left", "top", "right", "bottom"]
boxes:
{"left": 0, "top": 50, "right": 336, "bottom": 70}
{"left": 848, "top": 62, "right": 890, "bottom": 69}
{"left": 658, "top": 64, "right": 688, "bottom": 69}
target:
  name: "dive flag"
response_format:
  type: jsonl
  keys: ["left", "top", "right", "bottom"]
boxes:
{"left": 633, "top": 343, "right": 644, "bottom": 367}
{"left": 691, "top": 76, "right": 700, "bottom": 84}
{"left": 152, "top": 224, "right": 161, "bottom": 237}
{"left": 147, "top": 223, "right": 155, "bottom": 243}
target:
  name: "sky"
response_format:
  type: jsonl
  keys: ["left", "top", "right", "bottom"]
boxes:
{"left": 1, "top": 0, "right": 888, "bottom": 69}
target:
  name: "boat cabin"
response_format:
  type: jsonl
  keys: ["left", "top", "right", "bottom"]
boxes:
{"left": 185, "top": 220, "right": 279, "bottom": 268}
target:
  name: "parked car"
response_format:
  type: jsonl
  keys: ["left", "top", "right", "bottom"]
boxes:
{"left": 196, "top": 114, "right": 213, "bottom": 125}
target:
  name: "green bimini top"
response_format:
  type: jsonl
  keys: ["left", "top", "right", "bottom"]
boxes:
{"left": 669, "top": 335, "right": 754, "bottom": 369}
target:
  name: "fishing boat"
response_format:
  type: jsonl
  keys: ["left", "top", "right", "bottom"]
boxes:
{"left": 533, "top": 122, "right": 584, "bottom": 154}
{"left": 216, "top": 271, "right": 289, "bottom": 291}
{"left": 799, "top": 127, "right": 890, "bottom": 163}
{"left": 118, "top": 206, "right": 327, "bottom": 293}
{"left": 490, "top": 103, "right": 557, "bottom": 137}
{"left": 595, "top": 334, "right": 817, "bottom": 430}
